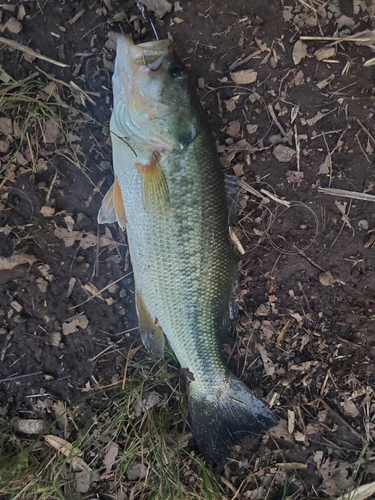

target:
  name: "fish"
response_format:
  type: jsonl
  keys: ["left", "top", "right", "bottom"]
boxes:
{"left": 98, "top": 34, "right": 277, "bottom": 464}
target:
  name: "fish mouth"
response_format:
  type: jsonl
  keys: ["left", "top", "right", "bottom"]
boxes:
{"left": 116, "top": 35, "right": 173, "bottom": 71}
{"left": 131, "top": 39, "right": 173, "bottom": 69}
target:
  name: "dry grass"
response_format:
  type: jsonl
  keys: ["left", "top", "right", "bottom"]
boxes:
{"left": 0, "top": 352, "right": 227, "bottom": 499}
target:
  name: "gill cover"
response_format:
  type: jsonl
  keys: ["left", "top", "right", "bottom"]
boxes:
{"left": 110, "top": 35, "right": 198, "bottom": 152}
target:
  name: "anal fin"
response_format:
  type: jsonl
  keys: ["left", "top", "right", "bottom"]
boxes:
{"left": 98, "top": 176, "right": 127, "bottom": 230}
{"left": 135, "top": 288, "right": 165, "bottom": 358}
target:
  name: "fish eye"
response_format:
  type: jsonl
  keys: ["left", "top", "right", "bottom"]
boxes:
{"left": 169, "top": 65, "right": 184, "bottom": 79}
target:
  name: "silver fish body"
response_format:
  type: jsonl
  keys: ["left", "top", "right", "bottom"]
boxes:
{"left": 99, "top": 35, "right": 276, "bottom": 463}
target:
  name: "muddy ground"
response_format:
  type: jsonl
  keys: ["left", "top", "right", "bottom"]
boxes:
{"left": 1, "top": 0, "right": 375, "bottom": 498}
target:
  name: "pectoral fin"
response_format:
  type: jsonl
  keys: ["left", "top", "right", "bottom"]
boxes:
{"left": 136, "top": 152, "right": 170, "bottom": 214}
{"left": 98, "top": 176, "right": 127, "bottom": 230}
{"left": 135, "top": 288, "right": 165, "bottom": 358}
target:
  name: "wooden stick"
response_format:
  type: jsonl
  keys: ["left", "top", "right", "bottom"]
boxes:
{"left": 318, "top": 187, "right": 375, "bottom": 202}
{"left": 0, "top": 36, "right": 69, "bottom": 68}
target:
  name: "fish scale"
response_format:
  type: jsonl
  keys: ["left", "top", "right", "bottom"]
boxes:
{"left": 117, "top": 133, "right": 231, "bottom": 387}
{"left": 99, "top": 34, "right": 276, "bottom": 463}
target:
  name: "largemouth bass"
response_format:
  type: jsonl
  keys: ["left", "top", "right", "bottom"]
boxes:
{"left": 98, "top": 34, "right": 276, "bottom": 463}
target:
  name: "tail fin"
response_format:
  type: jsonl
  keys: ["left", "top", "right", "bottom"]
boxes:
{"left": 189, "top": 374, "right": 277, "bottom": 464}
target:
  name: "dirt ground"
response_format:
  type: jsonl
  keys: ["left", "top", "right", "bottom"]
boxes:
{"left": 1, "top": 0, "right": 375, "bottom": 498}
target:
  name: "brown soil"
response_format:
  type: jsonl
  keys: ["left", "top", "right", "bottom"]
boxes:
{"left": 1, "top": 0, "right": 375, "bottom": 498}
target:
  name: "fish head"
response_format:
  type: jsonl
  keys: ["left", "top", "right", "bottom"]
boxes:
{"left": 111, "top": 35, "right": 199, "bottom": 152}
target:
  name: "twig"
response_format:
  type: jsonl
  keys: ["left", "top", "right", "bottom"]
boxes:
{"left": 293, "top": 246, "right": 325, "bottom": 273}
{"left": 35, "top": 65, "right": 100, "bottom": 101}
{"left": 316, "top": 397, "right": 367, "bottom": 443}
{"left": 229, "top": 227, "right": 245, "bottom": 255}
{"left": 260, "top": 189, "right": 291, "bottom": 207}
{"left": 46, "top": 170, "right": 58, "bottom": 203}
{"left": 356, "top": 119, "right": 375, "bottom": 145}
{"left": 355, "top": 133, "right": 372, "bottom": 164}
{"left": 321, "top": 132, "right": 333, "bottom": 187}
{"left": 69, "top": 272, "right": 132, "bottom": 309}
{"left": 237, "top": 179, "right": 265, "bottom": 199}
{"left": 300, "top": 30, "right": 375, "bottom": 45}
{"left": 276, "top": 319, "right": 291, "bottom": 345}
{"left": 294, "top": 124, "right": 300, "bottom": 172}
{"left": 0, "top": 36, "right": 69, "bottom": 68}
{"left": 318, "top": 187, "right": 375, "bottom": 202}
{"left": 267, "top": 104, "right": 292, "bottom": 145}
{"left": 330, "top": 199, "right": 352, "bottom": 248}
{"left": 0, "top": 371, "right": 42, "bottom": 383}
{"left": 295, "top": 244, "right": 346, "bottom": 284}
{"left": 228, "top": 49, "right": 262, "bottom": 71}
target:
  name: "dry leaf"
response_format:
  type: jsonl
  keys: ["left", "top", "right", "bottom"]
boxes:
{"left": 197, "top": 77, "right": 204, "bottom": 89}
{"left": 40, "top": 206, "right": 55, "bottom": 217}
{"left": 226, "top": 120, "right": 241, "bottom": 137}
{"left": 294, "top": 70, "right": 305, "bottom": 85}
{"left": 54, "top": 227, "right": 117, "bottom": 249}
{"left": 319, "top": 271, "right": 337, "bottom": 286}
{"left": 314, "top": 47, "right": 336, "bottom": 61}
{"left": 366, "top": 138, "right": 373, "bottom": 154}
{"left": 268, "top": 419, "right": 294, "bottom": 443}
{"left": 103, "top": 441, "right": 119, "bottom": 474}
{"left": 255, "top": 303, "right": 271, "bottom": 316}
{"left": 341, "top": 399, "right": 359, "bottom": 418}
{"left": 288, "top": 409, "right": 295, "bottom": 433}
{"left": 0, "top": 117, "right": 13, "bottom": 135}
{"left": 52, "top": 401, "right": 68, "bottom": 432}
{"left": 306, "top": 111, "right": 327, "bottom": 126}
{"left": 0, "top": 139, "right": 10, "bottom": 153}
{"left": 67, "top": 277, "right": 76, "bottom": 298}
{"left": 336, "top": 15, "right": 355, "bottom": 27}
{"left": 0, "top": 252, "right": 36, "bottom": 271}
{"left": 335, "top": 200, "right": 354, "bottom": 234}
{"left": 293, "top": 40, "right": 308, "bottom": 65}
{"left": 358, "top": 219, "right": 369, "bottom": 230}
{"left": 62, "top": 313, "right": 89, "bottom": 335}
{"left": 43, "top": 118, "right": 62, "bottom": 143}
{"left": 141, "top": 0, "right": 172, "bottom": 18}
{"left": 273, "top": 144, "right": 296, "bottom": 163}
{"left": 232, "top": 162, "right": 244, "bottom": 176}
{"left": 14, "top": 151, "right": 28, "bottom": 166}
{"left": 127, "top": 462, "right": 148, "bottom": 481}
{"left": 286, "top": 170, "right": 304, "bottom": 183}
{"left": 231, "top": 69, "right": 257, "bottom": 85}
{"left": 334, "top": 481, "right": 375, "bottom": 500}
{"left": 246, "top": 124, "right": 258, "bottom": 134}
{"left": 5, "top": 17, "right": 22, "bottom": 34}
{"left": 318, "top": 155, "right": 330, "bottom": 175}
{"left": 367, "top": 0, "right": 375, "bottom": 18}
{"left": 255, "top": 343, "right": 275, "bottom": 376}
{"left": 224, "top": 96, "right": 239, "bottom": 112}
{"left": 319, "top": 459, "right": 354, "bottom": 496}
{"left": 316, "top": 74, "right": 335, "bottom": 89}
{"left": 45, "top": 435, "right": 91, "bottom": 471}
{"left": 75, "top": 471, "right": 91, "bottom": 493}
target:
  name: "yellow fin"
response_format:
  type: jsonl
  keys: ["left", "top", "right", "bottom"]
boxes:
{"left": 97, "top": 177, "right": 126, "bottom": 230}
{"left": 136, "top": 152, "right": 170, "bottom": 214}
{"left": 135, "top": 288, "right": 165, "bottom": 358}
